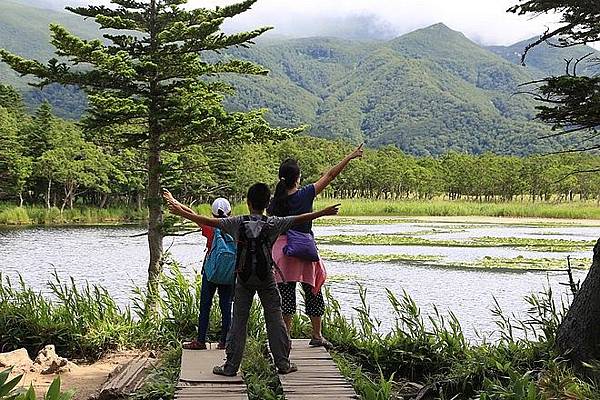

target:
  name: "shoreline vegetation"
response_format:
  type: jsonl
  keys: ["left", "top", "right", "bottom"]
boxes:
{"left": 2, "top": 198, "right": 600, "bottom": 226}
{"left": 2, "top": 264, "right": 598, "bottom": 399}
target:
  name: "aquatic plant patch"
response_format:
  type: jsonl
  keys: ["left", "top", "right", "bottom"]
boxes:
{"left": 320, "top": 249, "right": 442, "bottom": 264}
{"left": 460, "top": 255, "right": 591, "bottom": 270}
{"left": 318, "top": 234, "right": 594, "bottom": 252}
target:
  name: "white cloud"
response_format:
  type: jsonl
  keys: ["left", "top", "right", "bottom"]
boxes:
{"left": 39, "top": 0, "right": 580, "bottom": 46}
{"left": 191, "top": 0, "right": 562, "bottom": 45}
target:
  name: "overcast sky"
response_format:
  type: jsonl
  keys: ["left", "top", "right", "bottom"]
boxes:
{"left": 40, "top": 0, "right": 564, "bottom": 46}
{"left": 196, "top": 0, "right": 562, "bottom": 45}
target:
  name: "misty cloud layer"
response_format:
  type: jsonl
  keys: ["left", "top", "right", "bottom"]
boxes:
{"left": 23, "top": 0, "right": 563, "bottom": 45}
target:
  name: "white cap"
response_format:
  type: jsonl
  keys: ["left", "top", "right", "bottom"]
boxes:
{"left": 211, "top": 198, "right": 232, "bottom": 217}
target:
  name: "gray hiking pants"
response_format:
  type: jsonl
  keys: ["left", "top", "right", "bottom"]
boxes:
{"left": 223, "top": 274, "right": 291, "bottom": 374}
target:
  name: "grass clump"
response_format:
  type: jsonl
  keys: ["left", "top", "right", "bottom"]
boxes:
{"left": 315, "top": 284, "right": 600, "bottom": 399}
{"left": 0, "top": 370, "right": 74, "bottom": 400}
{"left": 472, "top": 256, "right": 591, "bottom": 271}
{"left": 321, "top": 249, "right": 591, "bottom": 271}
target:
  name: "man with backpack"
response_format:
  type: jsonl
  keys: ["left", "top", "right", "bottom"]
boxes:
{"left": 162, "top": 192, "right": 236, "bottom": 351}
{"left": 166, "top": 183, "right": 340, "bottom": 376}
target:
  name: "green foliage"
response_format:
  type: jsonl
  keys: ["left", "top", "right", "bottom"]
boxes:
{"left": 2, "top": 263, "right": 600, "bottom": 398}
{"left": 489, "top": 38, "right": 600, "bottom": 78}
{"left": 508, "top": 1, "right": 600, "bottom": 151}
{"left": 0, "top": 370, "right": 73, "bottom": 400}
{"left": 319, "top": 285, "right": 597, "bottom": 398}
{"left": 241, "top": 339, "right": 284, "bottom": 400}
{"left": 318, "top": 234, "right": 593, "bottom": 252}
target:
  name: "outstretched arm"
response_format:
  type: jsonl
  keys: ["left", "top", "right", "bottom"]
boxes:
{"left": 167, "top": 201, "right": 221, "bottom": 228}
{"left": 162, "top": 189, "right": 196, "bottom": 214}
{"left": 314, "top": 144, "right": 364, "bottom": 195}
{"left": 292, "top": 204, "right": 341, "bottom": 225}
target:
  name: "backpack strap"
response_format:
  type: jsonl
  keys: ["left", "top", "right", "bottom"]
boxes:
{"left": 235, "top": 216, "right": 251, "bottom": 278}
{"left": 257, "top": 216, "right": 287, "bottom": 283}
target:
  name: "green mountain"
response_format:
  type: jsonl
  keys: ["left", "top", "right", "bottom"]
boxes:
{"left": 488, "top": 38, "right": 600, "bottom": 77}
{"left": 0, "top": 0, "right": 99, "bottom": 118}
{"left": 0, "top": 2, "right": 591, "bottom": 154}
{"left": 225, "top": 24, "right": 560, "bottom": 155}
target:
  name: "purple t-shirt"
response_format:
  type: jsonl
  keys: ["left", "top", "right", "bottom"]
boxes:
{"left": 284, "top": 184, "right": 316, "bottom": 233}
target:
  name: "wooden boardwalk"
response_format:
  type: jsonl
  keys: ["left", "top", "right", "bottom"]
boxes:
{"left": 175, "top": 339, "right": 357, "bottom": 399}
{"left": 277, "top": 339, "right": 358, "bottom": 400}
{"left": 175, "top": 344, "right": 248, "bottom": 400}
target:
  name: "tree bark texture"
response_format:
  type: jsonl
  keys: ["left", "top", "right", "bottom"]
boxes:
{"left": 556, "top": 238, "right": 600, "bottom": 373}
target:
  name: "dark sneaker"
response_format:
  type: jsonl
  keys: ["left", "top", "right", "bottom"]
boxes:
{"left": 183, "top": 339, "right": 207, "bottom": 350}
{"left": 217, "top": 342, "right": 226, "bottom": 350}
{"left": 309, "top": 337, "right": 333, "bottom": 350}
{"left": 213, "top": 365, "right": 237, "bottom": 377}
{"left": 278, "top": 362, "right": 298, "bottom": 375}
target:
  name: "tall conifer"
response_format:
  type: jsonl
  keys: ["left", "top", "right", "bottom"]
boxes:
{"left": 0, "top": 0, "right": 298, "bottom": 303}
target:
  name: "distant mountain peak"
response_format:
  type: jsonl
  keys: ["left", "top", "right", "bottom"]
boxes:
{"left": 427, "top": 22, "right": 453, "bottom": 31}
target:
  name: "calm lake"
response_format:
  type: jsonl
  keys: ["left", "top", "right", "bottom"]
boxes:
{"left": 0, "top": 218, "right": 595, "bottom": 339}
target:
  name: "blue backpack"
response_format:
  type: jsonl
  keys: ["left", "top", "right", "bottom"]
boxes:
{"left": 204, "top": 228, "right": 237, "bottom": 285}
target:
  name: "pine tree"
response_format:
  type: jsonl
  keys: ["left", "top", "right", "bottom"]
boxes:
{"left": 25, "top": 102, "right": 54, "bottom": 158}
{"left": 0, "top": 84, "right": 25, "bottom": 113}
{"left": 0, "top": 0, "right": 299, "bottom": 303}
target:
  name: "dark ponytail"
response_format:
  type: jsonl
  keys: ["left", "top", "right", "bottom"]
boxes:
{"left": 270, "top": 159, "right": 300, "bottom": 216}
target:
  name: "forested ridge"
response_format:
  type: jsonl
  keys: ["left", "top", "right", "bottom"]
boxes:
{"left": 1, "top": 1, "right": 599, "bottom": 155}
{"left": 1, "top": 84, "right": 599, "bottom": 209}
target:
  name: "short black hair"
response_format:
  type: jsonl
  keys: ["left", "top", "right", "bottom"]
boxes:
{"left": 247, "top": 183, "right": 271, "bottom": 211}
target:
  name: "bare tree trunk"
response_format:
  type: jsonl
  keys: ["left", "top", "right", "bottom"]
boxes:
{"left": 18, "top": 192, "right": 23, "bottom": 207}
{"left": 46, "top": 178, "right": 52, "bottom": 209}
{"left": 556, "top": 238, "right": 600, "bottom": 375}
{"left": 99, "top": 193, "right": 108, "bottom": 209}
{"left": 137, "top": 192, "right": 143, "bottom": 211}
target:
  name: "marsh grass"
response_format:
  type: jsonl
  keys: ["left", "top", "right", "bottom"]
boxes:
{"left": 0, "top": 205, "right": 146, "bottom": 225}
{"left": 314, "top": 198, "right": 600, "bottom": 219}
{"left": 318, "top": 284, "right": 600, "bottom": 399}
{"left": 318, "top": 234, "right": 594, "bottom": 252}
{"left": 4, "top": 196, "right": 600, "bottom": 226}
{"left": 320, "top": 249, "right": 442, "bottom": 264}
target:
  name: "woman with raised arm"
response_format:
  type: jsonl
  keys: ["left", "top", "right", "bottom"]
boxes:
{"left": 268, "top": 144, "right": 364, "bottom": 348}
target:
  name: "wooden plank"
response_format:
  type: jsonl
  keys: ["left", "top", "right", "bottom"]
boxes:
{"left": 175, "top": 345, "right": 248, "bottom": 400}
{"left": 273, "top": 339, "right": 358, "bottom": 400}
{"left": 179, "top": 348, "right": 243, "bottom": 383}
{"left": 97, "top": 355, "right": 157, "bottom": 400}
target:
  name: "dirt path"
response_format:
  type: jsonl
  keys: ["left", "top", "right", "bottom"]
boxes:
{"left": 9, "top": 352, "right": 140, "bottom": 400}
